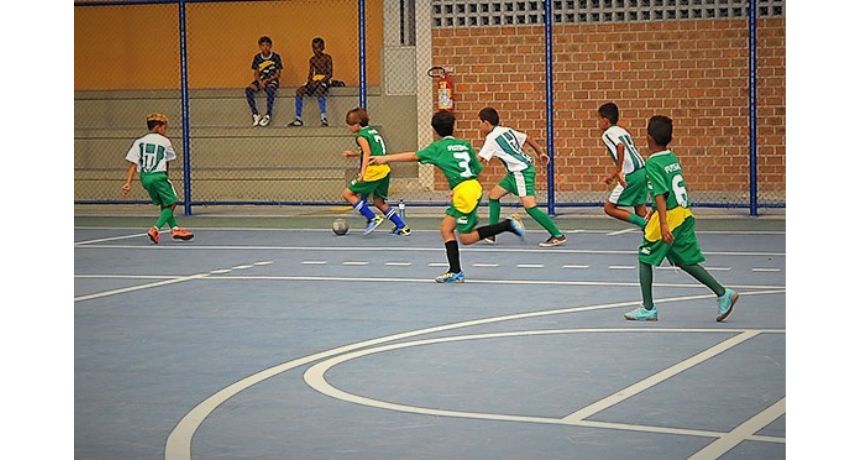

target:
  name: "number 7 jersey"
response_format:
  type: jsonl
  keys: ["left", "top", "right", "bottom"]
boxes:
{"left": 125, "top": 132, "right": 176, "bottom": 174}
{"left": 645, "top": 150, "right": 689, "bottom": 210}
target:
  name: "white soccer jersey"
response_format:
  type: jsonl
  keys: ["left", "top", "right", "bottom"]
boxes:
{"left": 478, "top": 126, "right": 533, "bottom": 173}
{"left": 125, "top": 133, "right": 177, "bottom": 174}
{"left": 601, "top": 126, "right": 645, "bottom": 174}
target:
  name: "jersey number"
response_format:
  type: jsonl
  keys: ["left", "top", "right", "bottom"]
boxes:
{"left": 373, "top": 135, "right": 387, "bottom": 154}
{"left": 672, "top": 175, "right": 689, "bottom": 208}
{"left": 140, "top": 143, "right": 165, "bottom": 173}
{"left": 453, "top": 151, "right": 474, "bottom": 178}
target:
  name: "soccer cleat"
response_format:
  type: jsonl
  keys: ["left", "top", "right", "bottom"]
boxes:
{"left": 288, "top": 118, "right": 304, "bottom": 127}
{"left": 321, "top": 115, "right": 329, "bottom": 127}
{"left": 435, "top": 271, "right": 465, "bottom": 283}
{"left": 171, "top": 227, "right": 194, "bottom": 241}
{"left": 509, "top": 214, "right": 526, "bottom": 241}
{"left": 363, "top": 214, "right": 385, "bottom": 235}
{"left": 539, "top": 235, "right": 567, "bottom": 247}
{"left": 390, "top": 225, "right": 412, "bottom": 236}
{"left": 716, "top": 288, "right": 740, "bottom": 322}
{"left": 624, "top": 306, "right": 659, "bottom": 321}
{"left": 252, "top": 114, "right": 261, "bottom": 126}
{"left": 482, "top": 235, "right": 496, "bottom": 245}
{"left": 259, "top": 114, "right": 271, "bottom": 127}
{"left": 147, "top": 226, "right": 160, "bottom": 244}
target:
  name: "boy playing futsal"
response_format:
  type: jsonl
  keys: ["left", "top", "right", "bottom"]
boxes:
{"left": 121, "top": 113, "right": 194, "bottom": 244}
{"left": 597, "top": 103, "right": 648, "bottom": 228}
{"left": 624, "top": 115, "right": 738, "bottom": 321}
{"left": 477, "top": 107, "right": 566, "bottom": 247}
{"left": 340, "top": 107, "right": 410, "bottom": 236}
{"left": 369, "top": 110, "right": 525, "bottom": 283}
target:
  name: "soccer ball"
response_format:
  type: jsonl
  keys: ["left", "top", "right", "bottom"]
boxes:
{"left": 332, "top": 218, "right": 349, "bottom": 236}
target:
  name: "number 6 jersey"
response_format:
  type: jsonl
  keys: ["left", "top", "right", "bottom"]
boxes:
{"left": 645, "top": 149, "right": 688, "bottom": 210}
{"left": 125, "top": 132, "right": 176, "bottom": 174}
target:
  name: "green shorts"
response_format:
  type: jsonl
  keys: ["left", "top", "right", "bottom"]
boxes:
{"left": 638, "top": 216, "right": 706, "bottom": 266}
{"left": 140, "top": 172, "right": 178, "bottom": 207}
{"left": 445, "top": 199, "right": 481, "bottom": 233}
{"left": 348, "top": 174, "right": 390, "bottom": 200}
{"left": 498, "top": 167, "right": 536, "bottom": 197}
{"left": 608, "top": 168, "right": 648, "bottom": 207}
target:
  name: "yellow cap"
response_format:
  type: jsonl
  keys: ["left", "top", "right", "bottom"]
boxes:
{"left": 146, "top": 113, "right": 169, "bottom": 124}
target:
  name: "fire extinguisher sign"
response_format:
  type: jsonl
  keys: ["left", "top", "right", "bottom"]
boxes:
{"left": 428, "top": 66, "right": 454, "bottom": 111}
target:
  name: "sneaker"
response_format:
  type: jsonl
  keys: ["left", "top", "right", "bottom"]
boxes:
{"left": 390, "top": 225, "right": 412, "bottom": 236}
{"left": 363, "top": 214, "right": 384, "bottom": 235}
{"left": 288, "top": 118, "right": 304, "bottom": 127}
{"left": 321, "top": 115, "right": 329, "bottom": 127}
{"left": 259, "top": 114, "right": 271, "bottom": 127}
{"left": 252, "top": 114, "right": 261, "bottom": 126}
{"left": 509, "top": 214, "right": 526, "bottom": 241}
{"left": 435, "top": 271, "right": 465, "bottom": 283}
{"left": 624, "top": 306, "right": 658, "bottom": 321}
{"left": 147, "top": 226, "right": 160, "bottom": 244}
{"left": 171, "top": 227, "right": 194, "bottom": 241}
{"left": 716, "top": 288, "right": 739, "bottom": 322}
{"left": 483, "top": 235, "right": 496, "bottom": 245}
{"left": 539, "top": 234, "right": 567, "bottom": 247}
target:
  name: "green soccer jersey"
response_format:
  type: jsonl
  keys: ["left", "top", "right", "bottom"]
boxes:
{"left": 645, "top": 150, "right": 690, "bottom": 210}
{"left": 356, "top": 126, "right": 387, "bottom": 158}
{"left": 417, "top": 136, "right": 483, "bottom": 190}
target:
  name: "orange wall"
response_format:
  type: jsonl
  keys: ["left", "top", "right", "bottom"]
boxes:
{"left": 75, "top": 0, "right": 382, "bottom": 90}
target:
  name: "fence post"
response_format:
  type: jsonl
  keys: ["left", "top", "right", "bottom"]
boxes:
{"left": 544, "top": 0, "right": 556, "bottom": 216}
{"left": 748, "top": 0, "right": 758, "bottom": 216}
{"left": 179, "top": 0, "right": 192, "bottom": 215}
{"left": 358, "top": 0, "right": 367, "bottom": 108}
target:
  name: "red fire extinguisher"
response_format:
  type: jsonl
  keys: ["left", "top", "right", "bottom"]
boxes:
{"left": 428, "top": 66, "right": 454, "bottom": 112}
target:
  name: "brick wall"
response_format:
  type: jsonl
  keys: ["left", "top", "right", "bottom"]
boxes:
{"left": 430, "top": 18, "right": 785, "bottom": 202}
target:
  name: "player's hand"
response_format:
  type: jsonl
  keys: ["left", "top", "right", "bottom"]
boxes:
{"left": 368, "top": 156, "right": 386, "bottom": 165}
{"left": 661, "top": 226, "right": 674, "bottom": 245}
{"left": 342, "top": 150, "right": 354, "bottom": 158}
{"left": 540, "top": 153, "right": 550, "bottom": 167}
{"left": 121, "top": 183, "right": 131, "bottom": 196}
{"left": 617, "top": 172, "right": 627, "bottom": 187}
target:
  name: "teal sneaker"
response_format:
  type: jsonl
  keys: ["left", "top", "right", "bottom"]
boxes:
{"left": 509, "top": 214, "right": 526, "bottom": 241}
{"left": 434, "top": 271, "right": 465, "bottom": 283}
{"left": 363, "top": 214, "right": 384, "bottom": 235}
{"left": 624, "top": 306, "right": 658, "bottom": 321}
{"left": 716, "top": 288, "right": 739, "bottom": 322}
{"left": 390, "top": 225, "right": 412, "bottom": 236}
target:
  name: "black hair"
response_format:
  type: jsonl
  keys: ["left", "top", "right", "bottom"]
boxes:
{"left": 647, "top": 115, "right": 673, "bottom": 147}
{"left": 431, "top": 110, "right": 455, "bottom": 137}
{"left": 147, "top": 120, "right": 165, "bottom": 130}
{"left": 598, "top": 102, "right": 619, "bottom": 125}
{"left": 258, "top": 36, "right": 272, "bottom": 45}
{"left": 346, "top": 107, "right": 369, "bottom": 127}
{"left": 478, "top": 107, "right": 500, "bottom": 126}
{"left": 312, "top": 37, "right": 325, "bottom": 48}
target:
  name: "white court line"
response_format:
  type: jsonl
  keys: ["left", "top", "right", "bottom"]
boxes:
{"left": 472, "top": 263, "right": 500, "bottom": 267}
{"left": 301, "top": 261, "right": 327, "bottom": 265}
{"left": 74, "top": 231, "right": 159, "bottom": 246}
{"left": 343, "top": 261, "right": 369, "bottom": 266}
{"left": 384, "top": 262, "right": 412, "bottom": 266}
{"left": 562, "top": 330, "right": 761, "bottom": 423}
{"left": 76, "top": 244, "right": 785, "bottom": 257}
{"left": 74, "top": 226, "right": 785, "bottom": 235}
{"left": 609, "top": 265, "right": 635, "bottom": 270}
{"left": 606, "top": 228, "right": 637, "bottom": 236}
{"left": 231, "top": 265, "right": 254, "bottom": 270}
{"left": 752, "top": 268, "right": 781, "bottom": 272}
{"left": 689, "top": 398, "right": 786, "bottom": 459}
{"left": 428, "top": 263, "right": 448, "bottom": 267}
{"left": 516, "top": 264, "right": 544, "bottom": 268}
{"left": 253, "top": 261, "right": 274, "bottom": 266}
{"left": 655, "top": 266, "right": 680, "bottom": 270}
{"left": 563, "top": 265, "right": 589, "bottom": 269}
{"left": 74, "top": 273, "right": 209, "bottom": 302}
{"left": 705, "top": 267, "right": 731, "bottom": 271}
{"left": 165, "top": 290, "right": 786, "bottom": 460}
{"left": 209, "top": 269, "right": 232, "bottom": 274}
{"left": 74, "top": 274, "right": 178, "bottom": 280}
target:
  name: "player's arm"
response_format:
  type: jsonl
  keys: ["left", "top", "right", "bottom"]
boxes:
{"left": 655, "top": 193, "right": 673, "bottom": 244}
{"left": 122, "top": 162, "right": 136, "bottom": 196}
{"left": 324, "top": 55, "right": 333, "bottom": 82}
{"left": 306, "top": 59, "right": 314, "bottom": 84}
{"left": 357, "top": 137, "right": 372, "bottom": 180}
{"left": 369, "top": 152, "right": 419, "bottom": 164}
{"left": 342, "top": 149, "right": 360, "bottom": 158}
{"left": 603, "top": 143, "right": 627, "bottom": 187}
{"left": 524, "top": 136, "right": 550, "bottom": 166}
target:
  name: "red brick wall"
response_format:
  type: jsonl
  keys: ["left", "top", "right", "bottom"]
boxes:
{"left": 430, "top": 18, "right": 785, "bottom": 200}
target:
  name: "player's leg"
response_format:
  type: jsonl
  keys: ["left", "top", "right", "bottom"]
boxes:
{"left": 290, "top": 85, "right": 307, "bottom": 126}
{"left": 311, "top": 84, "right": 329, "bottom": 126}
{"left": 625, "top": 236, "right": 669, "bottom": 320}
{"left": 484, "top": 182, "right": 510, "bottom": 244}
{"left": 245, "top": 81, "right": 261, "bottom": 126}
{"left": 607, "top": 169, "right": 648, "bottom": 228}
{"left": 521, "top": 195, "right": 566, "bottom": 246}
{"left": 458, "top": 215, "right": 525, "bottom": 246}
{"left": 342, "top": 183, "right": 379, "bottom": 226}
{"left": 436, "top": 215, "right": 465, "bottom": 283}
{"left": 261, "top": 80, "right": 278, "bottom": 126}
{"left": 372, "top": 179, "right": 409, "bottom": 235}
{"left": 605, "top": 192, "right": 645, "bottom": 228}
{"left": 154, "top": 177, "right": 192, "bottom": 240}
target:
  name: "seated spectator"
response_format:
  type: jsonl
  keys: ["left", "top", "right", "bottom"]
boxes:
{"left": 245, "top": 36, "right": 283, "bottom": 127}
{"left": 289, "top": 37, "right": 333, "bottom": 127}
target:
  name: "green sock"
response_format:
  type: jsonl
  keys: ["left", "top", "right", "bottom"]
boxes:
{"left": 680, "top": 264, "right": 726, "bottom": 297}
{"left": 155, "top": 207, "right": 173, "bottom": 229}
{"left": 489, "top": 199, "right": 501, "bottom": 225}
{"left": 627, "top": 213, "right": 647, "bottom": 228}
{"left": 639, "top": 262, "right": 654, "bottom": 309}
{"left": 166, "top": 212, "right": 178, "bottom": 229}
{"left": 526, "top": 206, "right": 562, "bottom": 237}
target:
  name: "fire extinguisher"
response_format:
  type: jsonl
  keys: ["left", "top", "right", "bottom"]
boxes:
{"left": 428, "top": 66, "right": 454, "bottom": 112}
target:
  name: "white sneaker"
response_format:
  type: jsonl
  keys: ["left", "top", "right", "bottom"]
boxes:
{"left": 321, "top": 115, "right": 329, "bottom": 127}
{"left": 259, "top": 114, "right": 271, "bottom": 127}
{"left": 252, "top": 114, "right": 261, "bottom": 126}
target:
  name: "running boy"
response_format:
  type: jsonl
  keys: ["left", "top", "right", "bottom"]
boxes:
{"left": 624, "top": 115, "right": 738, "bottom": 321}
{"left": 121, "top": 113, "right": 194, "bottom": 244}
{"left": 245, "top": 36, "right": 283, "bottom": 127}
{"left": 597, "top": 103, "right": 648, "bottom": 228}
{"left": 341, "top": 107, "right": 410, "bottom": 236}
{"left": 477, "top": 107, "right": 566, "bottom": 247}
{"left": 369, "top": 110, "right": 525, "bottom": 283}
